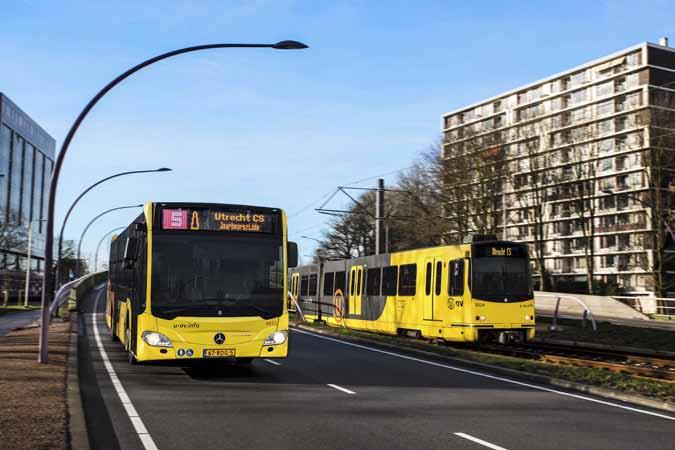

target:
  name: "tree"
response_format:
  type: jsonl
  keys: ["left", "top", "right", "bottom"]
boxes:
{"left": 58, "top": 240, "right": 89, "bottom": 284}
{"left": 0, "top": 213, "right": 28, "bottom": 294}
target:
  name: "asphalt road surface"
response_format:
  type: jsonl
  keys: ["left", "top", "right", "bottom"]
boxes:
{"left": 0, "top": 309, "right": 40, "bottom": 336}
{"left": 79, "top": 284, "right": 675, "bottom": 450}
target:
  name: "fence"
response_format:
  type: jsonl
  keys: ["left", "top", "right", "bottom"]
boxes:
{"left": 611, "top": 296, "right": 675, "bottom": 319}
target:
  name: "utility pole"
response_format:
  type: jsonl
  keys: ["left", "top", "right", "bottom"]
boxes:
{"left": 375, "top": 178, "right": 384, "bottom": 254}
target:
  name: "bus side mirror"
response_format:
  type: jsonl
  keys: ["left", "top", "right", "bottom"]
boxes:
{"left": 123, "top": 237, "right": 139, "bottom": 269}
{"left": 288, "top": 242, "right": 298, "bottom": 268}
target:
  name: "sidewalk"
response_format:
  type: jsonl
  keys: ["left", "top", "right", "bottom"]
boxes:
{"left": 0, "top": 319, "right": 70, "bottom": 450}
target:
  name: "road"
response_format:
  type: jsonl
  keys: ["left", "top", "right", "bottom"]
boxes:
{"left": 79, "top": 284, "right": 674, "bottom": 450}
{"left": 0, "top": 309, "right": 41, "bottom": 336}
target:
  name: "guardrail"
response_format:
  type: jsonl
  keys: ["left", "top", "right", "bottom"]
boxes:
{"left": 611, "top": 296, "right": 675, "bottom": 319}
{"left": 287, "top": 291, "right": 306, "bottom": 323}
{"left": 49, "top": 271, "right": 108, "bottom": 320}
{"left": 536, "top": 293, "right": 598, "bottom": 331}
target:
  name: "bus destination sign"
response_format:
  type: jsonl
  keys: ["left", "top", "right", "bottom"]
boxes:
{"left": 161, "top": 208, "right": 277, "bottom": 233}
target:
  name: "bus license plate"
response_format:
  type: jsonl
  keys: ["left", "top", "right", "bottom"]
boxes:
{"left": 203, "top": 349, "right": 236, "bottom": 358}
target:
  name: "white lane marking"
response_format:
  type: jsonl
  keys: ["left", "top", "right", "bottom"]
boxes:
{"left": 293, "top": 329, "right": 675, "bottom": 421}
{"left": 454, "top": 432, "right": 509, "bottom": 450}
{"left": 92, "top": 289, "right": 160, "bottom": 450}
{"left": 327, "top": 383, "right": 356, "bottom": 395}
{"left": 263, "top": 358, "right": 281, "bottom": 366}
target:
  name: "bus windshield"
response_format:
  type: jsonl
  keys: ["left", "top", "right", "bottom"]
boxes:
{"left": 151, "top": 233, "right": 284, "bottom": 319}
{"left": 471, "top": 256, "right": 532, "bottom": 302}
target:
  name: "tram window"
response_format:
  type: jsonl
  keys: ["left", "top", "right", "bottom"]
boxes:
{"left": 335, "top": 271, "right": 346, "bottom": 294}
{"left": 435, "top": 261, "right": 443, "bottom": 296}
{"left": 425, "top": 262, "right": 432, "bottom": 295}
{"left": 309, "top": 274, "right": 318, "bottom": 296}
{"left": 323, "top": 272, "right": 335, "bottom": 295}
{"left": 349, "top": 270, "right": 355, "bottom": 295}
{"left": 398, "top": 264, "right": 417, "bottom": 296}
{"left": 356, "top": 269, "right": 362, "bottom": 295}
{"left": 448, "top": 260, "right": 464, "bottom": 296}
{"left": 381, "top": 266, "right": 398, "bottom": 295}
{"left": 300, "top": 275, "right": 309, "bottom": 297}
{"left": 366, "top": 268, "right": 381, "bottom": 295}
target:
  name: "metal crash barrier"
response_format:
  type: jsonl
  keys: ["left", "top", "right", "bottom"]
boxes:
{"left": 536, "top": 293, "right": 598, "bottom": 331}
{"left": 611, "top": 296, "right": 675, "bottom": 319}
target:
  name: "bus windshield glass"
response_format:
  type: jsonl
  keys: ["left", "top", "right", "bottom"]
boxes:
{"left": 471, "top": 243, "right": 532, "bottom": 302}
{"left": 151, "top": 233, "right": 284, "bottom": 319}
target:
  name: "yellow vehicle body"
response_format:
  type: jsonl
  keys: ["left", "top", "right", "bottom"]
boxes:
{"left": 106, "top": 202, "right": 291, "bottom": 363}
{"left": 290, "top": 240, "right": 535, "bottom": 343}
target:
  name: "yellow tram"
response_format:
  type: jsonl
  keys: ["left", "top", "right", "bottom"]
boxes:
{"left": 289, "top": 236, "right": 535, "bottom": 343}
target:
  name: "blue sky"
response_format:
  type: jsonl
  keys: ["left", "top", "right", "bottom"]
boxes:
{"left": 1, "top": 0, "right": 674, "bottom": 264}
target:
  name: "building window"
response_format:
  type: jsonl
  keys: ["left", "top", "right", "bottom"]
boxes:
{"left": 0, "top": 125, "right": 10, "bottom": 216}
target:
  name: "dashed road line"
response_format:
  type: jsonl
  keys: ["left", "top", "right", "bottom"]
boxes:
{"left": 294, "top": 328, "right": 675, "bottom": 421}
{"left": 327, "top": 383, "right": 356, "bottom": 395}
{"left": 454, "top": 432, "right": 509, "bottom": 450}
{"left": 263, "top": 358, "right": 281, "bottom": 366}
{"left": 93, "top": 289, "right": 160, "bottom": 450}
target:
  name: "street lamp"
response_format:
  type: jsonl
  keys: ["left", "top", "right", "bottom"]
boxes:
{"left": 300, "top": 235, "right": 322, "bottom": 244}
{"left": 38, "top": 40, "right": 307, "bottom": 363}
{"left": 601, "top": 188, "right": 675, "bottom": 242}
{"left": 56, "top": 167, "right": 171, "bottom": 286}
{"left": 94, "top": 226, "right": 126, "bottom": 273}
{"left": 75, "top": 205, "right": 143, "bottom": 279}
{"left": 24, "top": 219, "right": 47, "bottom": 307}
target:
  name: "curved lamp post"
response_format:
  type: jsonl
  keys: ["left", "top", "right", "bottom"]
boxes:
{"left": 94, "top": 226, "right": 126, "bottom": 273}
{"left": 74, "top": 205, "right": 143, "bottom": 279}
{"left": 38, "top": 39, "right": 308, "bottom": 363}
{"left": 56, "top": 167, "right": 171, "bottom": 286}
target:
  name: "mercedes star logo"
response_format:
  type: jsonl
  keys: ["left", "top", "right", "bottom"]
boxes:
{"left": 213, "top": 333, "right": 226, "bottom": 345}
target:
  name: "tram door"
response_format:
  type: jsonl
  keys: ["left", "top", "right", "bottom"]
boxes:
{"left": 423, "top": 257, "right": 436, "bottom": 320}
{"left": 349, "top": 265, "right": 363, "bottom": 316}
{"left": 290, "top": 273, "right": 300, "bottom": 309}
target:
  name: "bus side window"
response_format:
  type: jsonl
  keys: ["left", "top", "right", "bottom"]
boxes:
{"left": 448, "top": 260, "right": 464, "bottom": 296}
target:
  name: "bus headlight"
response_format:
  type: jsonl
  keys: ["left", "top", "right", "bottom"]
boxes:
{"left": 141, "top": 331, "right": 173, "bottom": 347}
{"left": 264, "top": 330, "right": 288, "bottom": 345}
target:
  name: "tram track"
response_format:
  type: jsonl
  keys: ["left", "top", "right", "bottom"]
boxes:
{"left": 475, "top": 341, "right": 675, "bottom": 382}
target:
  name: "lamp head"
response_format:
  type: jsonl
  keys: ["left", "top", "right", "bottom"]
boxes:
{"left": 156, "top": 167, "right": 172, "bottom": 172}
{"left": 273, "top": 40, "right": 308, "bottom": 50}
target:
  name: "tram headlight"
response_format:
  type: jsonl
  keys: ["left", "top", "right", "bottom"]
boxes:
{"left": 141, "top": 331, "right": 173, "bottom": 347}
{"left": 264, "top": 330, "right": 288, "bottom": 345}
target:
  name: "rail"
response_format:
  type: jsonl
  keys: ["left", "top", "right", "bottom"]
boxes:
{"left": 611, "top": 296, "right": 675, "bottom": 319}
{"left": 287, "top": 291, "right": 306, "bottom": 323}
{"left": 536, "top": 293, "right": 598, "bottom": 331}
{"left": 48, "top": 278, "right": 81, "bottom": 318}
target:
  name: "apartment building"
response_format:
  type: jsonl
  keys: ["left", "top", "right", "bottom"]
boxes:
{"left": 0, "top": 93, "right": 55, "bottom": 294}
{"left": 441, "top": 39, "right": 675, "bottom": 295}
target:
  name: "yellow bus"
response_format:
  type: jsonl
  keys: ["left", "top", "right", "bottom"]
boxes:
{"left": 290, "top": 236, "right": 535, "bottom": 344}
{"left": 106, "top": 202, "right": 298, "bottom": 364}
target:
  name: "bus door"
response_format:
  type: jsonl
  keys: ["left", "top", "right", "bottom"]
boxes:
{"left": 348, "top": 265, "right": 363, "bottom": 316}
{"left": 423, "top": 257, "right": 438, "bottom": 320}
